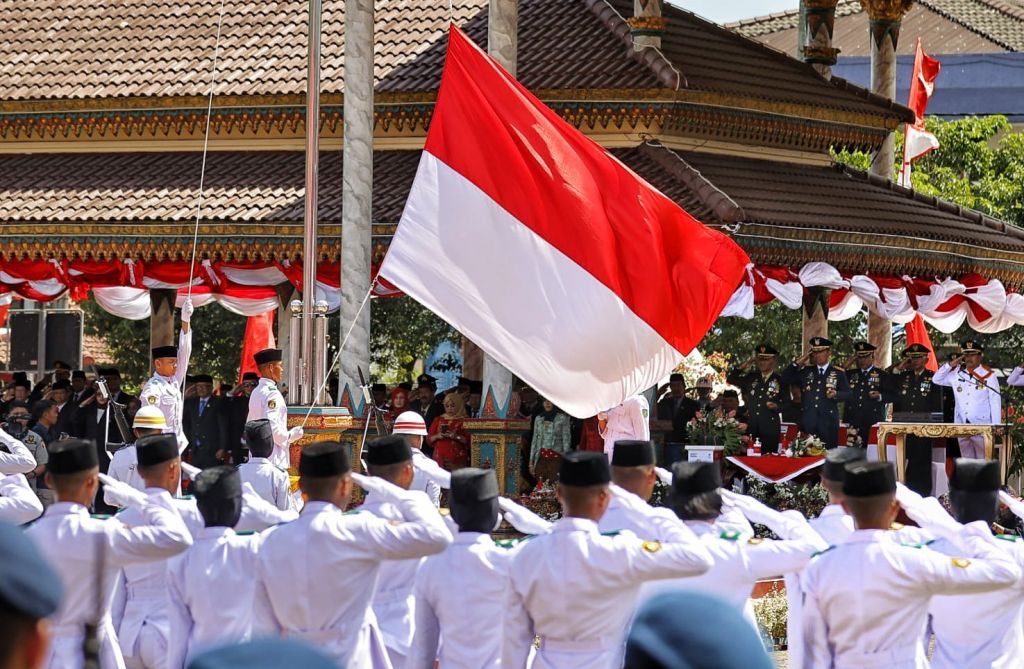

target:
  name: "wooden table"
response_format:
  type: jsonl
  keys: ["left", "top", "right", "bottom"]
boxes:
{"left": 874, "top": 422, "right": 1013, "bottom": 483}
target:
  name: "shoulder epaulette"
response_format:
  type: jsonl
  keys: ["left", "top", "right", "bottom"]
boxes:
{"left": 889, "top": 522, "right": 905, "bottom": 531}
{"left": 176, "top": 495, "right": 194, "bottom": 501}
{"left": 747, "top": 537, "right": 764, "bottom": 545}
{"left": 90, "top": 514, "right": 113, "bottom": 520}
{"left": 996, "top": 533, "right": 1021, "bottom": 542}
{"left": 600, "top": 530, "right": 621, "bottom": 537}
{"left": 235, "top": 530, "right": 257, "bottom": 536}
{"left": 343, "top": 509, "right": 363, "bottom": 515}
{"left": 720, "top": 530, "right": 741, "bottom": 541}
{"left": 495, "top": 537, "right": 531, "bottom": 549}
{"left": 811, "top": 545, "right": 836, "bottom": 558}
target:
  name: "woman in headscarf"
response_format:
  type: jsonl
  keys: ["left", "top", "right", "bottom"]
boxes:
{"left": 384, "top": 386, "right": 410, "bottom": 422}
{"left": 530, "top": 399, "right": 571, "bottom": 481}
{"left": 428, "top": 392, "right": 471, "bottom": 471}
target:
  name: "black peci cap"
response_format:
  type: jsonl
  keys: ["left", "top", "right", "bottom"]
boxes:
{"left": 193, "top": 466, "right": 242, "bottom": 502}
{"left": 611, "top": 440, "right": 655, "bottom": 467}
{"left": 193, "top": 374, "right": 214, "bottom": 384}
{"left": 0, "top": 521, "right": 64, "bottom": 620}
{"left": 755, "top": 344, "right": 779, "bottom": 357}
{"left": 299, "top": 441, "right": 350, "bottom": 477}
{"left": 152, "top": 345, "right": 178, "bottom": 360}
{"left": 822, "top": 448, "right": 867, "bottom": 482}
{"left": 254, "top": 348, "right": 283, "bottom": 366}
{"left": 244, "top": 420, "right": 274, "bottom": 457}
{"left": 671, "top": 461, "right": 721, "bottom": 496}
{"left": 559, "top": 451, "right": 611, "bottom": 486}
{"left": 51, "top": 379, "right": 71, "bottom": 391}
{"left": 48, "top": 438, "right": 99, "bottom": 474}
{"left": 451, "top": 468, "right": 500, "bottom": 504}
{"left": 136, "top": 434, "right": 180, "bottom": 467}
{"left": 950, "top": 458, "right": 1000, "bottom": 492}
{"left": 669, "top": 373, "right": 684, "bottom": 383}
{"left": 842, "top": 461, "right": 896, "bottom": 497}
{"left": 72, "top": 370, "right": 86, "bottom": 380}
{"left": 371, "top": 383, "right": 387, "bottom": 393}
{"left": 364, "top": 435, "right": 413, "bottom": 466}
{"left": 242, "top": 371, "right": 259, "bottom": 382}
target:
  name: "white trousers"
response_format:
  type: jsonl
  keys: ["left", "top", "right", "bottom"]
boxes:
{"left": 958, "top": 434, "right": 987, "bottom": 460}
{"left": 123, "top": 622, "right": 167, "bottom": 669}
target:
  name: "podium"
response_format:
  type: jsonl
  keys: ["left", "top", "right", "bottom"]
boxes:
{"left": 874, "top": 422, "right": 1013, "bottom": 483}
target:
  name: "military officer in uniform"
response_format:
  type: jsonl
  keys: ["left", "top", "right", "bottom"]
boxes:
{"left": 933, "top": 340, "right": 1001, "bottom": 460}
{"left": 727, "top": 344, "right": 784, "bottom": 453}
{"left": 800, "top": 461, "right": 1020, "bottom": 668}
{"left": 781, "top": 337, "right": 850, "bottom": 449}
{"left": 503, "top": 452, "right": 713, "bottom": 669}
{"left": 842, "top": 342, "right": 889, "bottom": 449}
{"left": 141, "top": 299, "right": 194, "bottom": 454}
{"left": 884, "top": 343, "right": 944, "bottom": 496}
{"left": 26, "top": 438, "right": 192, "bottom": 669}
{"left": 254, "top": 441, "right": 451, "bottom": 669}
{"left": 247, "top": 348, "right": 303, "bottom": 469}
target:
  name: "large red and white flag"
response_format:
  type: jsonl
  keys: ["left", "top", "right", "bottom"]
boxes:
{"left": 379, "top": 26, "right": 749, "bottom": 417}
{"left": 898, "top": 38, "right": 941, "bottom": 188}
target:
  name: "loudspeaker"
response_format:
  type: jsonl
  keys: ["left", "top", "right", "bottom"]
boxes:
{"left": 8, "top": 310, "right": 83, "bottom": 371}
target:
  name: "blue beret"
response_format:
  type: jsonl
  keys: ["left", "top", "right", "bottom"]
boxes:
{"left": 625, "top": 591, "right": 773, "bottom": 669}
{"left": 187, "top": 639, "right": 339, "bottom": 669}
{"left": 0, "top": 521, "right": 63, "bottom": 619}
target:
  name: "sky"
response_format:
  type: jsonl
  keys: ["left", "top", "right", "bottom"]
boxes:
{"left": 666, "top": 1, "right": 799, "bottom": 24}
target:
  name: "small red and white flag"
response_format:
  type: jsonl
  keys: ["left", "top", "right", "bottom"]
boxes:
{"left": 898, "top": 38, "right": 941, "bottom": 188}
{"left": 379, "top": 26, "right": 749, "bottom": 418}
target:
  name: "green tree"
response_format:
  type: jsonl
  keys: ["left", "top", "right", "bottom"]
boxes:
{"left": 81, "top": 299, "right": 248, "bottom": 388}
{"left": 368, "top": 296, "right": 460, "bottom": 383}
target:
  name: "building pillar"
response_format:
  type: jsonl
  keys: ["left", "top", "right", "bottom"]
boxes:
{"left": 149, "top": 288, "right": 176, "bottom": 354}
{"left": 799, "top": 0, "right": 840, "bottom": 78}
{"left": 801, "top": 287, "right": 830, "bottom": 354}
{"left": 862, "top": 0, "right": 912, "bottom": 363}
{"left": 338, "top": 0, "right": 374, "bottom": 414}
{"left": 275, "top": 282, "right": 297, "bottom": 376}
{"left": 479, "top": 0, "right": 519, "bottom": 419}
{"left": 628, "top": 0, "right": 667, "bottom": 51}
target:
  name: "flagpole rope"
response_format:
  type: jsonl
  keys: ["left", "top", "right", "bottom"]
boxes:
{"left": 186, "top": 0, "right": 229, "bottom": 299}
{"left": 298, "top": 284, "right": 375, "bottom": 427}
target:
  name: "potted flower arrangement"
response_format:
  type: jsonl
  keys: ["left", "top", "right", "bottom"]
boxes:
{"left": 687, "top": 408, "right": 744, "bottom": 456}
{"left": 785, "top": 434, "right": 826, "bottom": 458}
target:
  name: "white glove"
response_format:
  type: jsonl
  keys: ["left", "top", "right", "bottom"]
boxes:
{"left": 181, "top": 298, "right": 194, "bottom": 324}
{"left": 895, "top": 482, "right": 925, "bottom": 511}
{"left": 288, "top": 426, "right": 304, "bottom": 444}
{"left": 498, "top": 496, "right": 552, "bottom": 535}
{"left": 720, "top": 489, "right": 814, "bottom": 542}
{"left": 180, "top": 461, "right": 202, "bottom": 481}
{"left": 98, "top": 473, "right": 149, "bottom": 508}
{"left": 237, "top": 482, "right": 299, "bottom": 531}
{"left": 351, "top": 472, "right": 419, "bottom": 504}
{"left": 609, "top": 484, "right": 657, "bottom": 517}
{"left": 654, "top": 467, "right": 673, "bottom": 486}
{"left": 999, "top": 490, "right": 1024, "bottom": 519}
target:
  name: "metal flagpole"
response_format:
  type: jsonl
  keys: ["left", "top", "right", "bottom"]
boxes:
{"left": 301, "top": 0, "right": 323, "bottom": 406}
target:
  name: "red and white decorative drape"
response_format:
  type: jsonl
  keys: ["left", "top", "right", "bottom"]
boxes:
{"left": 720, "top": 261, "right": 1024, "bottom": 333}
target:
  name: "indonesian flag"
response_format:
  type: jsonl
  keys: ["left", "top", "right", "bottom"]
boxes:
{"left": 238, "top": 310, "right": 276, "bottom": 383}
{"left": 898, "top": 39, "right": 941, "bottom": 188}
{"left": 904, "top": 314, "right": 938, "bottom": 372}
{"left": 379, "top": 26, "right": 749, "bottom": 418}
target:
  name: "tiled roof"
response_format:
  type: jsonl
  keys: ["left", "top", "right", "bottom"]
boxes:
{"left": 728, "top": 0, "right": 1024, "bottom": 54}
{"left": 0, "top": 0, "right": 909, "bottom": 123}
{"left": 0, "top": 150, "right": 420, "bottom": 224}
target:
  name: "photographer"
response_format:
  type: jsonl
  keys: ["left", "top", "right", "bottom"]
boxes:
{"left": 4, "top": 402, "right": 49, "bottom": 505}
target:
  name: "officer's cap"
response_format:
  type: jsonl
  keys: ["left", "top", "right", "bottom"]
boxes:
{"left": 151, "top": 345, "right": 178, "bottom": 360}
{"left": 299, "top": 441, "right": 350, "bottom": 477}
{"left": 100, "top": 367, "right": 121, "bottom": 377}
{"left": 417, "top": 374, "right": 436, "bottom": 388}
{"left": 903, "top": 343, "right": 931, "bottom": 358}
{"left": 187, "top": 639, "right": 339, "bottom": 669}
{"left": 136, "top": 434, "right": 179, "bottom": 467}
{"left": 0, "top": 521, "right": 64, "bottom": 620}
{"left": 451, "top": 467, "right": 499, "bottom": 504}
{"left": 669, "top": 373, "right": 684, "bottom": 383}
{"left": 960, "top": 340, "right": 984, "bottom": 354}
{"left": 558, "top": 452, "right": 611, "bottom": 487}
{"left": 626, "top": 591, "right": 773, "bottom": 669}
{"left": 193, "top": 374, "right": 214, "bottom": 384}
{"left": 364, "top": 435, "right": 413, "bottom": 466}
{"left": 671, "top": 461, "right": 721, "bottom": 496}
{"left": 853, "top": 341, "right": 877, "bottom": 356}
{"left": 244, "top": 420, "right": 274, "bottom": 456}
{"left": 253, "top": 348, "right": 283, "bottom": 366}
{"left": 71, "top": 370, "right": 86, "bottom": 380}
{"left": 371, "top": 383, "right": 387, "bottom": 393}
{"left": 822, "top": 448, "right": 867, "bottom": 482}
{"left": 48, "top": 438, "right": 99, "bottom": 474}
{"left": 52, "top": 360, "right": 71, "bottom": 371}
{"left": 755, "top": 344, "right": 778, "bottom": 358}
{"left": 193, "top": 466, "right": 242, "bottom": 503}
{"left": 842, "top": 461, "right": 896, "bottom": 497}
{"left": 611, "top": 440, "right": 655, "bottom": 468}
{"left": 809, "top": 337, "right": 832, "bottom": 352}
{"left": 950, "top": 458, "right": 1000, "bottom": 493}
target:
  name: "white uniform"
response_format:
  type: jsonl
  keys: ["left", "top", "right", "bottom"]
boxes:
{"left": 254, "top": 496, "right": 451, "bottom": 669}
{"left": 140, "top": 329, "right": 192, "bottom": 454}
{"left": 238, "top": 457, "right": 291, "bottom": 511}
{"left": 411, "top": 448, "right": 446, "bottom": 507}
{"left": 107, "top": 446, "right": 145, "bottom": 497}
{"left": 361, "top": 490, "right": 427, "bottom": 668}
{"left": 0, "top": 473, "right": 43, "bottom": 524}
{"left": 25, "top": 493, "right": 193, "bottom": 669}
{"left": 0, "top": 429, "right": 40, "bottom": 474}
{"left": 599, "top": 395, "right": 650, "bottom": 458}
{"left": 801, "top": 523, "right": 1021, "bottom": 669}
{"left": 928, "top": 533, "right": 1024, "bottom": 669}
{"left": 503, "top": 516, "right": 713, "bottom": 669}
{"left": 410, "top": 532, "right": 520, "bottom": 669}
{"left": 166, "top": 526, "right": 264, "bottom": 669}
{"left": 1007, "top": 366, "right": 1024, "bottom": 387}
{"left": 809, "top": 503, "right": 855, "bottom": 546}
{"left": 110, "top": 495, "right": 204, "bottom": 669}
{"left": 932, "top": 363, "right": 1001, "bottom": 459}
{"left": 247, "top": 378, "right": 291, "bottom": 469}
